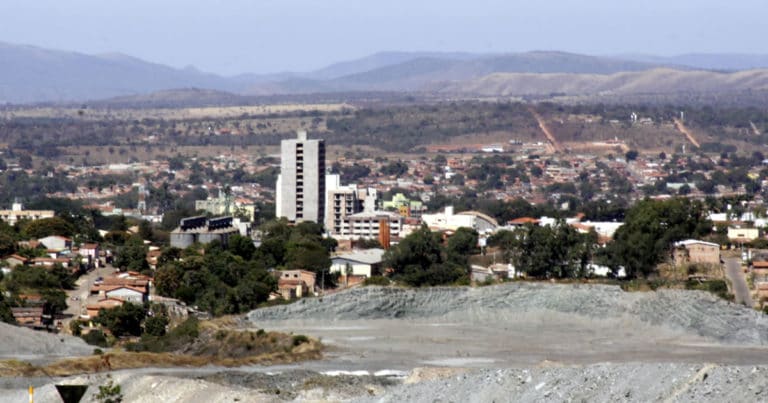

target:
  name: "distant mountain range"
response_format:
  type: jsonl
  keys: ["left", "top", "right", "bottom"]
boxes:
{"left": 2, "top": 41, "right": 768, "bottom": 104}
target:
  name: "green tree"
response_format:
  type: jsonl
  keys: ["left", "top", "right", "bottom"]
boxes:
{"left": 446, "top": 227, "right": 479, "bottom": 266}
{"left": 227, "top": 234, "right": 256, "bottom": 260}
{"left": 0, "top": 232, "right": 17, "bottom": 256}
{"left": 0, "top": 293, "right": 15, "bottom": 324}
{"left": 489, "top": 223, "right": 596, "bottom": 279}
{"left": 605, "top": 198, "right": 711, "bottom": 278}
{"left": 96, "top": 302, "right": 146, "bottom": 337}
{"left": 625, "top": 149, "right": 639, "bottom": 161}
{"left": 143, "top": 315, "right": 169, "bottom": 337}
{"left": 113, "top": 235, "right": 149, "bottom": 272}
{"left": 384, "top": 226, "right": 466, "bottom": 286}
{"left": 21, "top": 217, "right": 76, "bottom": 239}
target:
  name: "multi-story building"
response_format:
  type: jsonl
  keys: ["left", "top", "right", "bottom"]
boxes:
{"left": 345, "top": 211, "right": 403, "bottom": 240}
{"left": 325, "top": 174, "right": 378, "bottom": 235}
{"left": 195, "top": 188, "right": 256, "bottom": 221}
{"left": 170, "top": 216, "right": 241, "bottom": 249}
{"left": 0, "top": 202, "right": 54, "bottom": 226}
{"left": 276, "top": 131, "right": 325, "bottom": 224}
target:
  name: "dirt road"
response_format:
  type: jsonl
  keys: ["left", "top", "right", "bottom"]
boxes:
{"left": 673, "top": 118, "right": 701, "bottom": 148}
{"left": 528, "top": 107, "right": 563, "bottom": 153}
{"left": 724, "top": 257, "right": 753, "bottom": 306}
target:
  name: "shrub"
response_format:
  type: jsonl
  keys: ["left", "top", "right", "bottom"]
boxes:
{"left": 686, "top": 279, "right": 732, "bottom": 300}
{"left": 292, "top": 335, "right": 309, "bottom": 346}
{"left": 96, "top": 375, "right": 123, "bottom": 403}
{"left": 362, "top": 276, "right": 391, "bottom": 286}
{"left": 126, "top": 317, "right": 200, "bottom": 353}
{"left": 69, "top": 320, "right": 82, "bottom": 337}
{"left": 82, "top": 330, "right": 109, "bottom": 347}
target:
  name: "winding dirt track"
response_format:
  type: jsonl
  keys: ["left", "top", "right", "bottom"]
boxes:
{"left": 673, "top": 118, "right": 701, "bottom": 148}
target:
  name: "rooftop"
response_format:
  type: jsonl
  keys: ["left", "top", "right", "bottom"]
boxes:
{"left": 333, "top": 248, "right": 386, "bottom": 265}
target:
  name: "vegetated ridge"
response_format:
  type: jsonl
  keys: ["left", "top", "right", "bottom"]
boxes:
{"left": 7, "top": 40, "right": 768, "bottom": 104}
{"left": 431, "top": 68, "right": 768, "bottom": 97}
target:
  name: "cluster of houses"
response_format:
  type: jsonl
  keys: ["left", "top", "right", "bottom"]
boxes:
{"left": 4, "top": 236, "right": 101, "bottom": 274}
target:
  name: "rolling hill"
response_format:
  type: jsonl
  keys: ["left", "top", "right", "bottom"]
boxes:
{"left": 430, "top": 68, "right": 768, "bottom": 97}
{"left": 2, "top": 41, "right": 768, "bottom": 104}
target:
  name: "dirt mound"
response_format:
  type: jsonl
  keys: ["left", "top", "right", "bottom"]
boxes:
{"left": 0, "top": 322, "right": 93, "bottom": 359}
{"left": 246, "top": 284, "right": 768, "bottom": 345}
{"left": 356, "top": 363, "right": 768, "bottom": 403}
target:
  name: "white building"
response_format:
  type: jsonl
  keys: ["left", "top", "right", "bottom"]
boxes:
{"left": 344, "top": 211, "right": 403, "bottom": 240}
{"left": 276, "top": 130, "right": 325, "bottom": 224}
{"left": 38, "top": 235, "right": 72, "bottom": 251}
{"left": 0, "top": 202, "right": 54, "bottom": 226}
{"left": 330, "top": 248, "right": 386, "bottom": 277}
{"left": 325, "top": 174, "right": 378, "bottom": 235}
{"left": 421, "top": 206, "right": 498, "bottom": 233}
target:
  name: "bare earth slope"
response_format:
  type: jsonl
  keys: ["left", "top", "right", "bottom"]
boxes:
{"left": 246, "top": 284, "right": 768, "bottom": 345}
{"left": 0, "top": 322, "right": 93, "bottom": 359}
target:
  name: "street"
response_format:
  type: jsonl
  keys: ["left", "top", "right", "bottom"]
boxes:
{"left": 723, "top": 257, "right": 752, "bottom": 306}
{"left": 61, "top": 263, "right": 116, "bottom": 328}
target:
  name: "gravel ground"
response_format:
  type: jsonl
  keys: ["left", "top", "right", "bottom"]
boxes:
{"left": 4, "top": 283, "right": 768, "bottom": 402}
{"left": 355, "top": 363, "right": 768, "bottom": 403}
{"left": 5, "top": 363, "right": 767, "bottom": 403}
{"left": 0, "top": 372, "right": 273, "bottom": 403}
{"left": 246, "top": 284, "right": 768, "bottom": 345}
{"left": 0, "top": 322, "right": 93, "bottom": 360}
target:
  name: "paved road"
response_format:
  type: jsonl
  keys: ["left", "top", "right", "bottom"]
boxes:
{"left": 724, "top": 257, "right": 752, "bottom": 306}
{"left": 61, "top": 264, "right": 116, "bottom": 326}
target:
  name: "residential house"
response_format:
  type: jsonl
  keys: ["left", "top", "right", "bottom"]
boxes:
{"left": 78, "top": 243, "right": 101, "bottom": 268}
{"left": 90, "top": 274, "right": 150, "bottom": 303}
{"left": 276, "top": 270, "right": 317, "bottom": 299}
{"left": 673, "top": 239, "right": 721, "bottom": 266}
{"left": 104, "top": 286, "right": 147, "bottom": 303}
{"left": 330, "top": 248, "right": 385, "bottom": 278}
{"left": 3, "top": 254, "right": 28, "bottom": 268}
{"left": 86, "top": 298, "right": 125, "bottom": 319}
{"left": 38, "top": 235, "right": 72, "bottom": 251}
{"left": 471, "top": 265, "right": 496, "bottom": 283}
{"left": 752, "top": 260, "right": 768, "bottom": 282}
{"left": 32, "top": 257, "right": 71, "bottom": 268}
{"left": 11, "top": 307, "right": 44, "bottom": 328}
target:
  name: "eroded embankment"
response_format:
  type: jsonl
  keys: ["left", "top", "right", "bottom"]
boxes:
{"left": 246, "top": 284, "right": 768, "bottom": 345}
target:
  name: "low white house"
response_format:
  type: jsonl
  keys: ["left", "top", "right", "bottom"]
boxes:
{"left": 728, "top": 227, "right": 760, "bottom": 242}
{"left": 104, "top": 286, "right": 147, "bottom": 303}
{"left": 38, "top": 235, "right": 72, "bottom": 251}
{"left": 330, "top": 248, "right": 386, "bottom": 278}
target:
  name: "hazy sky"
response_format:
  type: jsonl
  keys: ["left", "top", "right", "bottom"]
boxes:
{"left": 1, "top": 0, "right": 766, "bottom": 76}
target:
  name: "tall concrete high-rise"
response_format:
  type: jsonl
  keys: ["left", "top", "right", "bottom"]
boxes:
{"left": 276, "top": 130, "right": 326, "bottom": 224}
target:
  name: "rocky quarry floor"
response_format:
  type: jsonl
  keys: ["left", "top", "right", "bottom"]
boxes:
{"left": 3, "top": 283, "right": 768, "bottom": 402}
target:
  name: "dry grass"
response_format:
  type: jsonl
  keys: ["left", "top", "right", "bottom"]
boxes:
{"left": 0, "top": 320, "right": 322, "bottom": 378}
{"left": 0, "top": 338, "right": 322, "bottom": 377}
{"left": 2, "top": 103, "right": 353, "bottom": 121}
